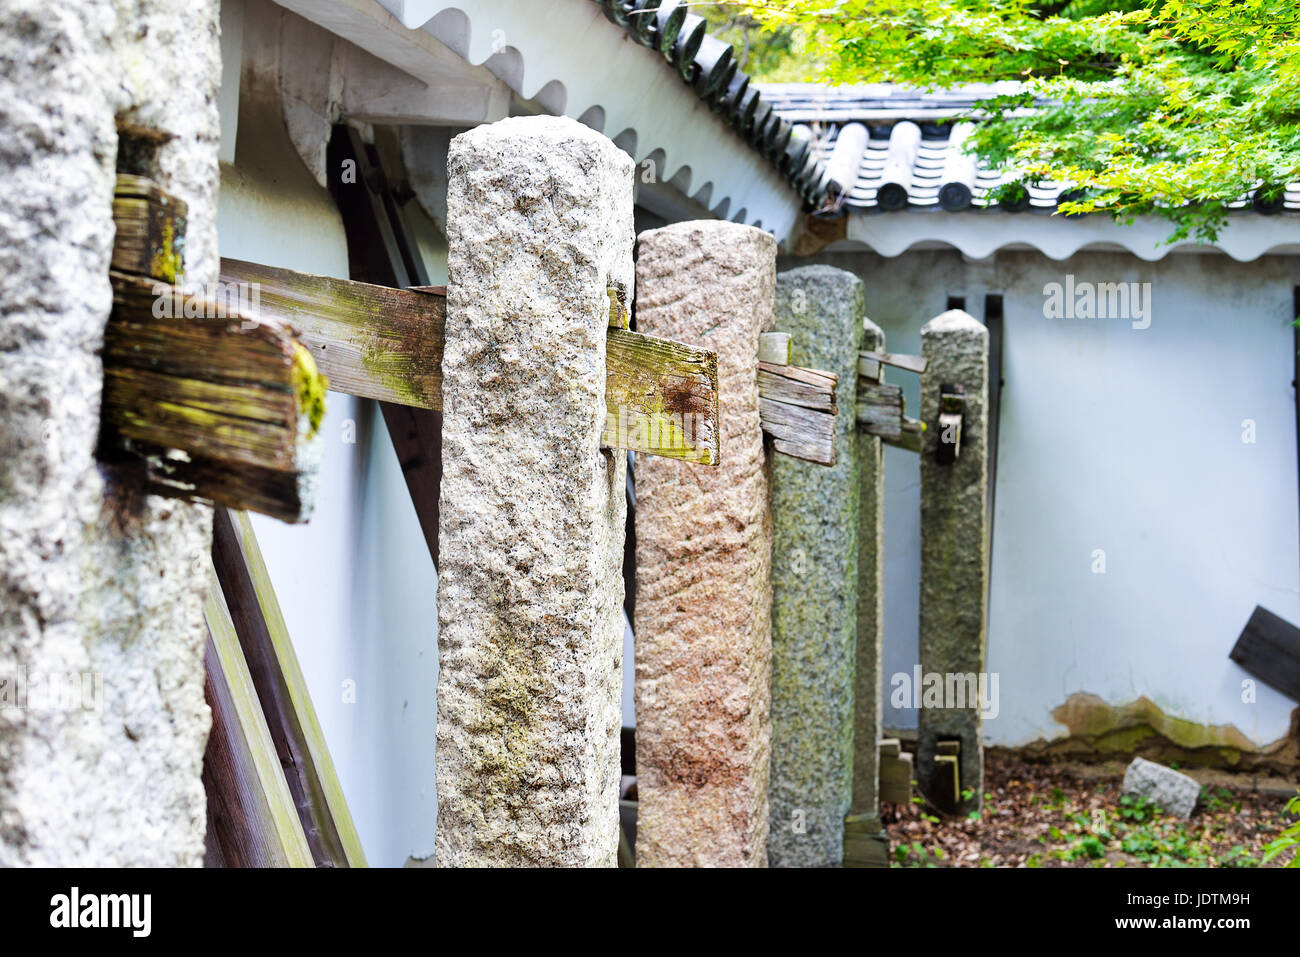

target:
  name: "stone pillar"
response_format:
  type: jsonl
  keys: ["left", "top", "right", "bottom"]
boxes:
{"left": 847, "top": 311, "right": 889, "bottom": 865}
{"left": 767, "top": 266, "right": 863, "bottom": 868}
{"left": 634, "top": 221, "right": 775, "bottom": 867}
{"left": 0, "top": 1, "right": 219, "bottom": 866}
{"left": 917, "top": 310, "right": 989, "bottom": 815}
{"left": 436, "top": 116, "right": 633, "bottom": 867}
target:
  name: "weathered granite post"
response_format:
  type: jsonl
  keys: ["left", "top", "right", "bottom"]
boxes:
{"left": 846, "top": 311, "right": 890, "bottom": 866}
{"left": 634, "top": 221, "right": 775, "bottom": 867}
{"left": 767, "top": 266, "right": 863, "bottom": 868}
{"left": 0, "top": 0, "right": 219, "bottom": 865}
{"left": 917, "top": 310, "right": 989, "bottom": 816}
{"left": 435, "top": 116, "right": 633, "bottom": 867}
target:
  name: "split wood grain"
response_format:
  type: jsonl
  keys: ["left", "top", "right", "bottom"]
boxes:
{"left": 112, "top": 173, "right": 187, "bottom": 282}
{"left": 100, "top": 271, "right": 325, "bottom": 523}
{"left": 757, "top": 361, "right": 839, "bottom": 465}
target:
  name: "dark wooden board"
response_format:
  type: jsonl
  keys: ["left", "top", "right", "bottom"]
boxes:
{"left": 1229, "top": 605, "right": 1300, "bottom": 703}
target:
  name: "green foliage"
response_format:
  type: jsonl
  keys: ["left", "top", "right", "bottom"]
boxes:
{"left": 735, "top": 0, "right": 1300, "bottom": 242}
{"left": 695, "top": 4, "right": 821, "bottom": 80}
{"left": 893, "top": 840, "right": 947, "bottom": 866}
{"left": 1119, "top": 793, "right": 1155, "bottom": 823}
{"left": 1261, "top": 791, "right": 1300, "bottom": 867}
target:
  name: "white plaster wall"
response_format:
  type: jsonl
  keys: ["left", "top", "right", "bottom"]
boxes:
{"left": 218, "top": 162, "right": 442, "bottom": 865}
{"left": 787, "top": 247, "right": 1300, "bottom": 750}
{"left": 217, "top": 4, "right": 442, "bottom": 862}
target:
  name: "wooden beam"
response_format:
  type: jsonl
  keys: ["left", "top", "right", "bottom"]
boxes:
{"left": 605, "top": 326, "right": 719, "bottom": 464}
{"left": 113, "top": 173, "right": 187, "bottom": 282}
{"left": 380, "top": 403, "right": 443, "bottom": 570}
{"left": 880, "top": 750, "right": 914, "bottom": 805}
{"left": 933, "top": 753, "right": 960, "bottom": 813}
{"left": 860, "top": 348, "right": 928, "bottom": 375}
{"left": 843, "top": 812, "right": 889, "bottom": 868}
{"left": 218, "top": 259, "right": 443, "bottom": 409}
{"left": 202, "top": 560, "right": 314, "bottom": 868}
{"left": 211, "top": 508, "right": 368, "bottom": 867}
{"left": 218, "top": 258, "right": 721, "bottom": 465}
{"left": 1229, "top": 605, "right": 1300, "bottom": 703}
{"left": 100, "top": 274, "right": 326, "bottom": 524}
{"left": 856, "top": 380, "right": 903, "bottom": 438}
{"left": 105, "top": 175, "right": 325, "bottom": 523}
{"left": 758, "top": 361, "right": 838, "bottom": 465}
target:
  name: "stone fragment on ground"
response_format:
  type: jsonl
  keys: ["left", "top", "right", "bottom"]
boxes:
{"left": 1122, "top": 757, "right": 1201, "bottom": 819}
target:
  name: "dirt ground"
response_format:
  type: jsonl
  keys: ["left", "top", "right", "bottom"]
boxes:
{"left": 884, "top": 752, "right": 1300, "bottom": 867}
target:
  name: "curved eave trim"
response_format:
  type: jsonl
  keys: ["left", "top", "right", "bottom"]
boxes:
{"left": 843, "top": 210, "right": 1300, "bottom": 263}
{"left": 378, "top": 0, "right": 802, "bottom": 242}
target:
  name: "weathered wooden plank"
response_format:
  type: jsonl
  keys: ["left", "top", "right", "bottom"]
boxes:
{"left": 842, "top": 812, "right": 889, "bottom": 868}
{"left": 219, "top": 258, "right": 443, "bottom": 410}
{"left": 212, "top": 508, "right": 367, "bottom": 867}
{"left": 757, "top": 361, "right": 838, "bottom": 464}
{"left": 219, "top": 259, "right": 720, "bottom": 464}
{"left": 380, "top": 403, "right": 443, "bottom": 570}
{"left": 202, "top": 560, "right": 314, "bottom": 868}
{"left": 759, "top": 396, "right": 836, "bottom": 466}
{"left": 856, "top": 380, "right": 904, "bottom": 438}
{"left": 758, "top": 331, "right": 792, "bottom": 365}
{"left": 100, "top": 271, "right": 327, "bottom": 524}
{"left": 880, "top": 750, "right": 914, "bottom": 805}
{"left": 858, "top": 356, "right": 881, "bottom": 381}
{"left": 113, "top": 173, "right": 186, "bottom": 282}
{"left": 760, "top": 360, "right": 838, "bottom": 394}
{"left": 885, "top": 417, "right": 925, "bottom": 454}
{"left": 1229, "top": 605, "right": 1300, "bottom": 703}
{"left": 758, "top": 367, "right": 837, "bottom": 414}
{"left": 933, "top": 753, "right": 960, "bottom": 812}
{"left": 604, "top": 327, "right": 719, "bottom": 464}
{"left": 861, "top": 349, "right": 928, "bottom": 375}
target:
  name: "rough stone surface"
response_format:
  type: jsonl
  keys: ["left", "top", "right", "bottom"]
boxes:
{"left": 1122, "top": 757, "right": 1201, "bottom": 819}
{"left": 917, "top": 310, "right": 989, "bottom": 815}
{"left": 853, "top": 315, "right": 887, "bottom": 817}
{"left": 634, "top": 221, "right": 775, "bottom": 867}
{"left": 436, "top": 116, "right": 632, "bottom": 867}
{"left": 0, "top": 0, "right": 220, "bottom": 866}
{"left": 767, "top": 266, "right": 864, "bottom": 867}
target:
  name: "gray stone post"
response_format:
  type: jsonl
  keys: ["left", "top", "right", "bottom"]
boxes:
{"left": 917, "top": 310, "right": 989, "bottom": 815}
{"left": 846, "top": 312, "right": 889, "bottom": 865}
{"left": 767, "top": 266, "right": 863, "bottom": 868}
{"left": 0, "top": 1, "right": 220, "bottom": 865}
{"left": 435, "top": 116, "right": 633, "bottom": 867}
{"left": 633, "top": 221, "right": 775, "bottom": 868}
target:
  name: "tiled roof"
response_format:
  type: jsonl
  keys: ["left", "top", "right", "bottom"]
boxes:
{"left": 592, "top": 3, "right": 830, "bottom": 206}
{"left": 759, "top": 83, "right": 1300, "bottom": 215}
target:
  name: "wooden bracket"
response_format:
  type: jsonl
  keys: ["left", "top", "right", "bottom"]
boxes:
{"left": 100, "top": 272, "right": 327, "bottom": 524}
{"left": 757, "top": 361, "right": 838, "bottom": 465}
{"left": 755, "top": 331, "right": 838, "bottom": 466}
{"left": 879, "top": 738, "right": 914, "bottom": 805}
{"left": 936, "top": 383, "right": 966, "bottom": 465}
{"left": 933, "top": 739, "right": 962, "bottom": 813}
{"left": 843, "top": 813, "right": 889, "bottom": 868}
{"left": 101, "top": 173, "right": 326, "bottom": 524}
{"left": 860, "top": 349, "right": 927, "bottom": 375}
{"left": 218, "top": 259, "right": 721, "bottom": 466}
{"left": 856, "top": 380, "right": 926, "bottom": 453}
{"left": 112, "top": 173, "right": 187, "bottom": 282}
